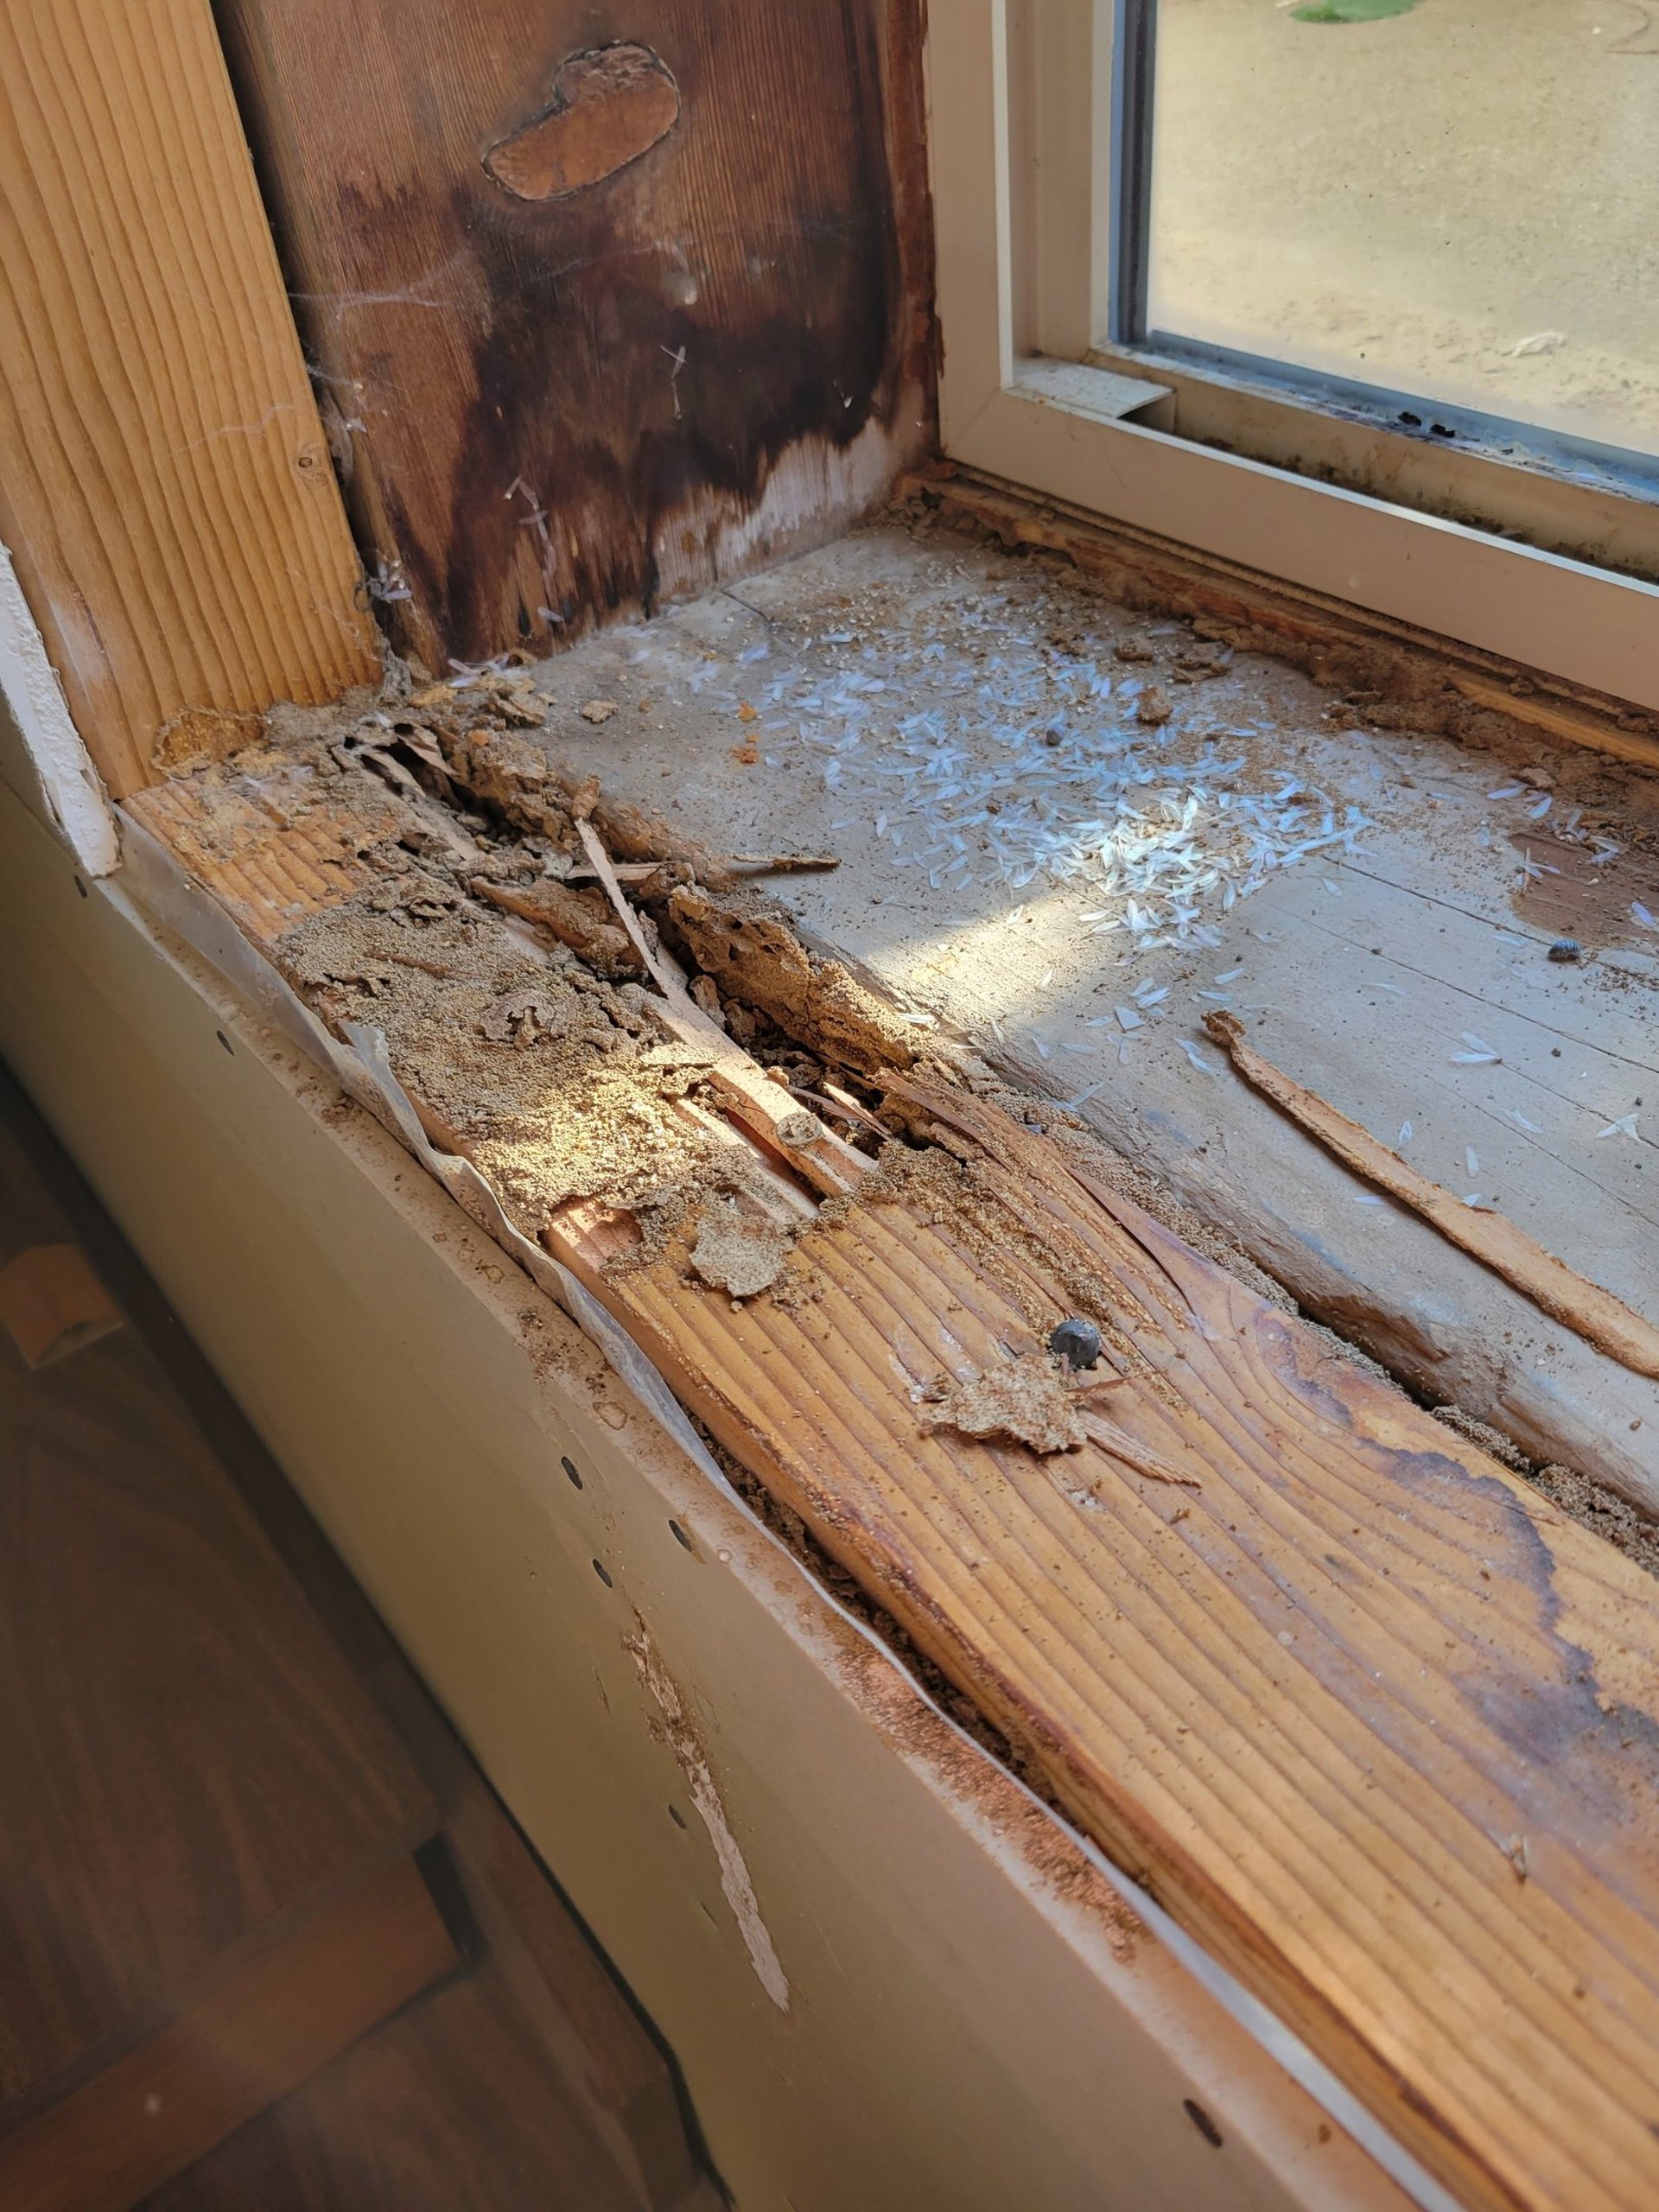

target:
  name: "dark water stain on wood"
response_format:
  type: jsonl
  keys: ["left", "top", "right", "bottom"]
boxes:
{"left": 1260, "top": 1313, "right": 1659, "bottom": 1883}
{"left": 1509, "top": 829, "right": 1659, "bottom": 948}
{"left": 219, "top": 0, "right": 936, "bottom": 672}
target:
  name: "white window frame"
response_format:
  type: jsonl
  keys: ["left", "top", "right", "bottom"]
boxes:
{"left": 926, "top": 0, "right": 1659, "bottom": 714}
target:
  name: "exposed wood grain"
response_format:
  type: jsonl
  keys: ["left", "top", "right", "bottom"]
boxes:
{"left": 543, "top": 1087, "right": 1659, "bottom": 2212}
{"left": 124, "top": 752, "right": 1659, "bottom": 2211}
{"left": 0, "top": 1121, "right": 434, "bottom": 2112}
{"left": 146, "top": 1961, "right": 645, "bottom": 2212}
{"left": 124, "top": 753, "right": 404, "bottom": 939}
{"left": 0, "top": 0, "right": 378, "bottom": 798}
{"left": 531, "top": 519, "right": 1659, "bottom": 1511}
{"left": 6, "top": 768, "right": 1445, "bottom": 2212}
{"left": 571, "top": 816, "right": 870, "bottom": 1198}
{"left": 0, "top": 1856, "right": 456, "bottom": 2212}
{"left": 214, "top": 0, "right": 935, "bottom": 670}
{"left": 1204, "top": 1009, "right": 1659, "bottom": 1380}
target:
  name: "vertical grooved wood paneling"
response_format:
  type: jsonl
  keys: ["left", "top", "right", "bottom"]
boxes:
{"left": 0, "top": 0, "right": 378, "bottom": 797}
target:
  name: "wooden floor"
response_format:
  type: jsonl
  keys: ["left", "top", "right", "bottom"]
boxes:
{"left": 0, "top": 1076, "right": 665, "bottom": 2212}
{"left": 146, "top": 1963, "right": 645, "bottom": 2212}
{"left": 533, "top": 516, "right": 1659, "bottom": 1512}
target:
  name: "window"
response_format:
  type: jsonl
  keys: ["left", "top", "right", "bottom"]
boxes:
{"left": 928, "top": 0, "right": 1659, "bottom": 709}
{"left": 1144, "top": 0, "right": 1659, "bottom": 464}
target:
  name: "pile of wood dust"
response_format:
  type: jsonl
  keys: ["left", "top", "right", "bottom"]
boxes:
{"left": 274, "top": 887, "right": 718, "bottom": 1232}
{"left": 921, "top": 1355, "right": 1086, "bottom": 1456}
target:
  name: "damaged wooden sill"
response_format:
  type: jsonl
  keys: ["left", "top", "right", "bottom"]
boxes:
{"left": 523, "top": 510, "right": 1659, "bottom": 1516}
{"left": 121, "top": 684, "right": 1659, "bottom": 2212}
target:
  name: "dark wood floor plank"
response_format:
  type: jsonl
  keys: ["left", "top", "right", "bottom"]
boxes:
{"left": 0, "top": 1137, "right": 434, "bottom": 2112}
{"left": 0, "top": 1856, "right": 456, "bottom": 2212}
{"left": 0, "top": 1070, "right": 714, "bottom": 2209}
{"left": 146, "top": 1961, "right": 644, "bottom": 2212}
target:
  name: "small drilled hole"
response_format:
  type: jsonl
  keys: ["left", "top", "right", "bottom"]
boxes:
{"left": 562, "top": 1455, "right": 584, "bottom": 1490}
{"left": 669, "top": 1519, "right": 695, "bottom": 1553}
{"left": 215, "top": 1031, "right": 234, "bottom": 1055}
{"left": 668, "top": 1803, "right": 688, "bottom": 1830}
{"left": 73, "top": 874, "right": 88, "bottom": 899}
{"left": 591, "top": 1558, "right": 613, "bottom": 1587}
{"left": 1183, "top": 2100, "right": 1224, "bottom": 2149}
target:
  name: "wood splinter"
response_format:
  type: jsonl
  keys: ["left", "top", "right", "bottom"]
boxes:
{"left": 563, "top": 851, "right": 840, "bottom": 885}
{"left": 470, "top": 875, "right": 643, "bottom": 980}
{"left": 568, "top": 820, "right": 869, "bottom": 1200}
{"left": 1203, "top": 1010, "right": 1659, "bottom": 1382}
{"left": 1078, "top": 1410, "right": 1202, "bottom": 1489}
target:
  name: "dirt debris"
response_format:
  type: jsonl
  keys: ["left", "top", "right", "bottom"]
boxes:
{"left": 998, "top": 1095, "right": 1297, "bottom": 1315}
{"left": 905, "top": 474, "right": 1659, "bottom": 851}
{"left": 475, "top": 982, "right": 590, "bottom": 1047}
{"left": 1529, "top": 1461, "right": 1659, "bottom": 1584}
{"left": 921, "top": 1354, "right": 1087, "bottom": 1456}
{"left": 690, "top": 1198, "right": 793, "bottom": 1299}
{"left": 271, "top": 890, "right": 714, "bottom": 1236}
{"left": 1432, "top": 1402, "right": 1529, "bottom": 1470}
{"left": 1135, "top": 682, "right": 1173, "bottom": 727}
{"left": 473, "top": 874, "right": 645, "bottom": 979}
{"left": 666, "top": 886, "right": 919, "bottom": 1077}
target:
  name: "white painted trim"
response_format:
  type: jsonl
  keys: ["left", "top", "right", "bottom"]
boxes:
{"left": 1007, "top": 0, "right": 1112, "bottom": 359}
{"left": 927, "top": 0, "right": 1659, "bottom": 713}
{"left": 0, "top": 542, "right": 120, "bottom": 875}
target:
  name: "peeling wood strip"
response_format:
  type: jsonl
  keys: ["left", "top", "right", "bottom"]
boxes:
{"left": 574, "top": 817, "right": 868, "bottom": 1201}
{"left": 623, "top": 1616, "right": 790, "bottom": 2014}
{"left": 574, "top": 817, "right": 675, "bottom": 990}
{"left": 1204, "top": 1010, "right": 1659, "bottom": 1381}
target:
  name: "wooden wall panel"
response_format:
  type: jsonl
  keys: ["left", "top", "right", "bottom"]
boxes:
{"left": 215, "top": 0, "right": 937, "bottom": 670}
{"left": 0, "top": 0, "right": 378, "bottom": 798}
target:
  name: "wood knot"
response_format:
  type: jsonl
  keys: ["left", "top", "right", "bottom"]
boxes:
{"left": 483, "top": 43, "right": 680, "bottom": 202}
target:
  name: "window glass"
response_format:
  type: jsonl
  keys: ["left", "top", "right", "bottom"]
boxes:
{"left": 1148, "top": 0, "right": 1659, "bottom": 457}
